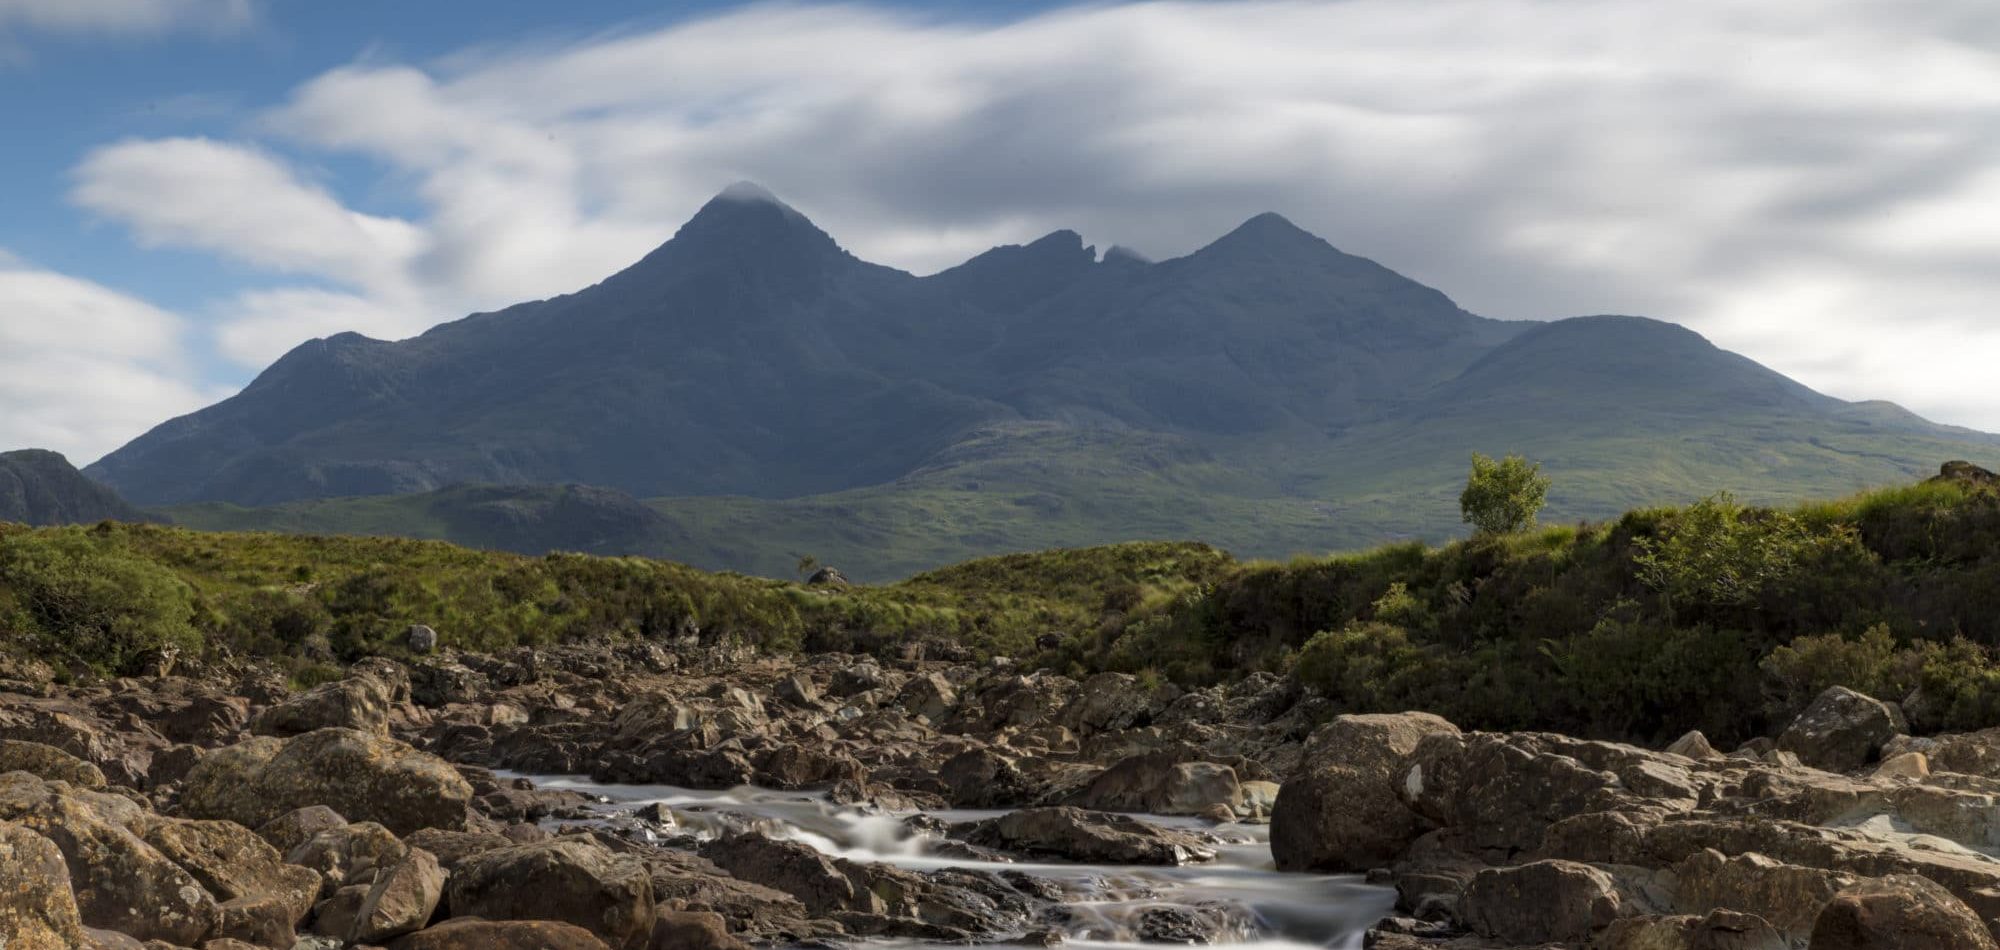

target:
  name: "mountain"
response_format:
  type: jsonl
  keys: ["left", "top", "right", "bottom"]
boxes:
{"left": 107, "top": 184, "right": 2000, "bottom": 579}
{"left": 0, "top": 450, "right": 159, "bottom": 526}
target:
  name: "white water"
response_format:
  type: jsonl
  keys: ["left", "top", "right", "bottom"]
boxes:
{"left": 510, "top": 773, "right": 1396, "bottom": 949}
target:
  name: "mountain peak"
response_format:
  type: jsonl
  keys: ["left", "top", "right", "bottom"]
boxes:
{"left": 715, "top": 180, "right": 784, "bottom": 205}
{"left": 1190, "top": 211, "right": 1339, "bottom": 263}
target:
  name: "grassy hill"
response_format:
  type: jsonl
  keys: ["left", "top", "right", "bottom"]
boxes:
{"left": 29, "top": 464, "right": 2000, "bottom": 747}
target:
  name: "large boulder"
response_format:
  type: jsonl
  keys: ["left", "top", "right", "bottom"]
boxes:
{"left": 1458, "top": 859, "right": 1622, "bottom": 944}
{"left": 0, "top": 738, "right": 107, "bottom": 787}
{"left": 181, "top": 728, "right": 473, "bottom": 836}
{"left": 1672, "top": 849, "right": 1855, "bottom": 939}
{"left": 0, "top": 774, "right": 220, "bottom": 944}
{"left": 1597, "top": 910, "right": 1785, "bottom": 950}
{"left": 953, "top": 806, "right": 1215, "bottom": 865}
{"left": 1397, "top": 732, "right": 1646, "bottom": 855}
{"left": 0, "top": 820, "right": 87, "bottom": 949}
{"left": 447, "top": 838, "right": 656, "bottom": 949}
{"left": 248, "top": 675, "right": 396, "bottom": 738}
{"left": 1270, "top": 712, "right": 1459, "bottom": 871}
{"left": 1807, "top": 875, "right": 1999, "bottom": 949}
{"left": 1066, "top": 752, "right": 1242, "bottom": 816}
{"left": 140, "top": 818, "right": 322, "bottom": 940}
{"left": 1776, "top": 687, "right": 1905, "bottom": 773}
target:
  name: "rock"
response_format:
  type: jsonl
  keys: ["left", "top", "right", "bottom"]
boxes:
{"left": 648, "top": 910, "right": 750, "bottom": 950}
{"left": 1665, "top": 730, "right": 1723, "bottom": 762}
{"left": 1063, "top": 673, "right": 1154, "bottom": 736}
{"left": 1672, "top": 848, "right": 1855, "bottom": 938}
{"left": 1066, "top": 752, "right": 1241, "bottom": 815}
{"left": 1808, "top": 874, "right": 1999, "bottom": 949}
{"left": 0, "top": 738, "right": 108, "bottom": 787}
{"left": 1132, "top": 903, "right": 1253, "bottom": 944}
{"left": 1873, "top": 751, "right": 1929, "bottom": 780}
{"left": 954, "top": 806, "right": 1216, "bottom": 865}
{"left": 447, "top": 838, "right": 656, "bottom": 949}
{"left": 773, "top": 674, "right": 821, "bottom": 708}
{"left": 805, "top": 566, "right": 849, "bottom": 587}
{"left": 351, "top": 846, "right": 446, "bottom": 943}
{"left": 409, "top": 658, "right": 490, "bottom": 708}
{"left": 1270, "top": 712, "right": 1459, "bottom": 871}
{"left": 699, "top": 834, "right": 869, "bottom": 917}
{"left": 309, "top": 884, "right": 369, "bottom": 938}
{"left": 1598, "top": 910, "right": 1786, "bottom": 950}
{"left": 1776, "top": 687, "right": 1906, "bottom": 773}
{"left": 287, "top": 822, "right": 407, "bottom": 899}
{"left": 1398, "top": 732, "right": 1647, "bottom": 856}
{"left": 389, "top": 918, "right": 614, "bottom": 949}
{"left": 181, "top": 728, "right": 473, "bottom": 835}
{"left": 0, "top": 820, "right": 87, "bottom": 949}
{"left": 0, "top": 774, "right": 220, "bottom": 944}
{"left": 247, "top": 676, "right": 396, "bottom": 738}
{"left": 139, "top": 818, "right": 322, "bottom": 936}
{"left": 253, "top": 805, "right": 347, "bottom": 855}
{"left": 1458, "top": 859, "right": 1621, "bottom": 944}
{"left": 408, "top": 625, "right": 439, "bottom": 654}
{"left": 405, "top": 827, "right": 515, "bottom": 870}
{"left": 896, "top": 672, "right": 958, "bottom": 723}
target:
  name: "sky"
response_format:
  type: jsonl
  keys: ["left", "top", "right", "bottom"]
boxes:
{"left": 4, "top": 0, "right": 1999, "bottom": 465}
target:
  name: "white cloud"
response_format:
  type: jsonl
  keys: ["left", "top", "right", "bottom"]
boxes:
{"left": 0, "top": 254, "right": 219, "bottom": 463}
{"left": 0, "top": 0, "right": 251, "bottom": 35}
{"left": 60, "top": 0, "right": 2000, "bottom": 431}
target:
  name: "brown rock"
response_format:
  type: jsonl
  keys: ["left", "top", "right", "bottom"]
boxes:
{"left": 1458, "top": 859, "right": 1620, "bottom": 944}
{"left": 180, "top": 728, "right": 472, "bottom": 835}
{"left": 1808, "top": 874, "right": 1999, "bottom": 949}
{"left": 1776, "top": 687, "right": 1905, "bottom": 773}
{"left": 252, "top": 804, "right": 347, "bottom": 855}
{"left": 389, "top": 917, "right": 613, "bottom": 949}
{"left": 0, "top": 738, "right": 107, "bottom": 787}
{"left": 1269, "top": 712, "right": 1459, "bottom": 871}
{"left": 0, "top": 820, "right": 87, "bottom": 949}
{"left": 447, "top": 838, "right": 656, "bottom": 949}
{"left": 352, "top": 846, "right": 446, "bottom": 943}
{"left": 248, "top": 675, "right": 396, "bottom": 738}
{"left": 648, "top": 910, "right": 750, "bottom": 950}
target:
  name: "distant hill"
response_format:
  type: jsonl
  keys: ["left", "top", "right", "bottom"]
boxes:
{"left": 105, "top": 184, "right": 2000, "bottom": 579}
{"left": 0, "top": 450, "right": 158, "bottom": 526}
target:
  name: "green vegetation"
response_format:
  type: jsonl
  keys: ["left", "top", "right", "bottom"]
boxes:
{"left": 21, "top": 466, "right": 2000, "bottom": 747}
{"left": 1460, "top": 453, "right": 1550, "bottom": 536}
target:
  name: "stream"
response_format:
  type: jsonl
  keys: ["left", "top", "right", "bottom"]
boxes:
{"left": 512, "top": 773, "right": 1397, "bottom": 949}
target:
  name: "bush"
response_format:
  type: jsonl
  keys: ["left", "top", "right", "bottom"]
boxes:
{"left": 0, "top": 529, "right": 201, "bottom": 673}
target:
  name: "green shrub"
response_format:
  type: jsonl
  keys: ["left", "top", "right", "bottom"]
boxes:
{"left": 0, "top": 528, "right": 201, "bottom": 673}
{"left": 1460, "top": 453, "right": 1551, "bottom": 536}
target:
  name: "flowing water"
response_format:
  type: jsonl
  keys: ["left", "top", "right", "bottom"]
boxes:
{"left": 512, "top": 773, "right": 1396, "bottom": 949}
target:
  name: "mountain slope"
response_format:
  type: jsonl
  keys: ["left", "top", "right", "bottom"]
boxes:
{"left": 0, "top": 450, "right": 159, "bottom": 526}
{"left": 97, "top": 184, "right": 2000, "bottom": 578}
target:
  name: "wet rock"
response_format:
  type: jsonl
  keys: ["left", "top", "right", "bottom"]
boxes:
{"left": 447, "top": 837, "right": 656, "bottom": 949}
{"left": 389, "top": 917, "right": 614, "bottom": 949}
{"left": 1776, "top": 687, "right": 1905, "bottom": 773}
{"left": 1132, "top": 902, "right": 1252, "bottom": 944}
{"left": 181, "top": 728, "right": 473, "bottom": 835}
{"left": 1808, "top": 874, "right": 1998, "bottom": 949}
{"left": 351, "top": 846, "right": 446, "bottom": 943}
{"left": 1067, "top": 752, "right": 1241, "bottom": 816}
{"left": 248, "top": 675, "right": 396, "bottom": 738}
{"left": 0, "top": 820, "right": 87, "bottom": 949}
{"left": 1457, "top": 859, "right": 1621, "bottom": 944}
{"left": 0, "top": 737, "right": 107, "bottom": 786}
{"left": 1270, "top": 712, "right": 1459, "bottom": 871}
{"left": 954, "top": 806, "right": 1215, "bottom": 865}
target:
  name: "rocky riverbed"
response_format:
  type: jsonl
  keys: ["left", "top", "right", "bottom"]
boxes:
{"left": 2, "top": 643, "right": 1999, "bottom": 948}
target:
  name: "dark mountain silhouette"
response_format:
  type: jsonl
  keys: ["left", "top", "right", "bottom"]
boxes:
{"left": 0, "top": 450, "right": 159, "bottom": 526}
{"left": 95, "top": 184, "right": 2000, "bottom": 578}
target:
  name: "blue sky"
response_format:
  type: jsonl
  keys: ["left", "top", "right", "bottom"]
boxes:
{"left": 5, "top": 0, "right": 2000, "bottom": 462}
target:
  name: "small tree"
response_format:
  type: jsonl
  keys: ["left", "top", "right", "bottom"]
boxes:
{"left": 1460, "top": 452, "right": 1550, "bottom": 536}
{"left": 794, "top": 554, "right": 820, "bottom": 581}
